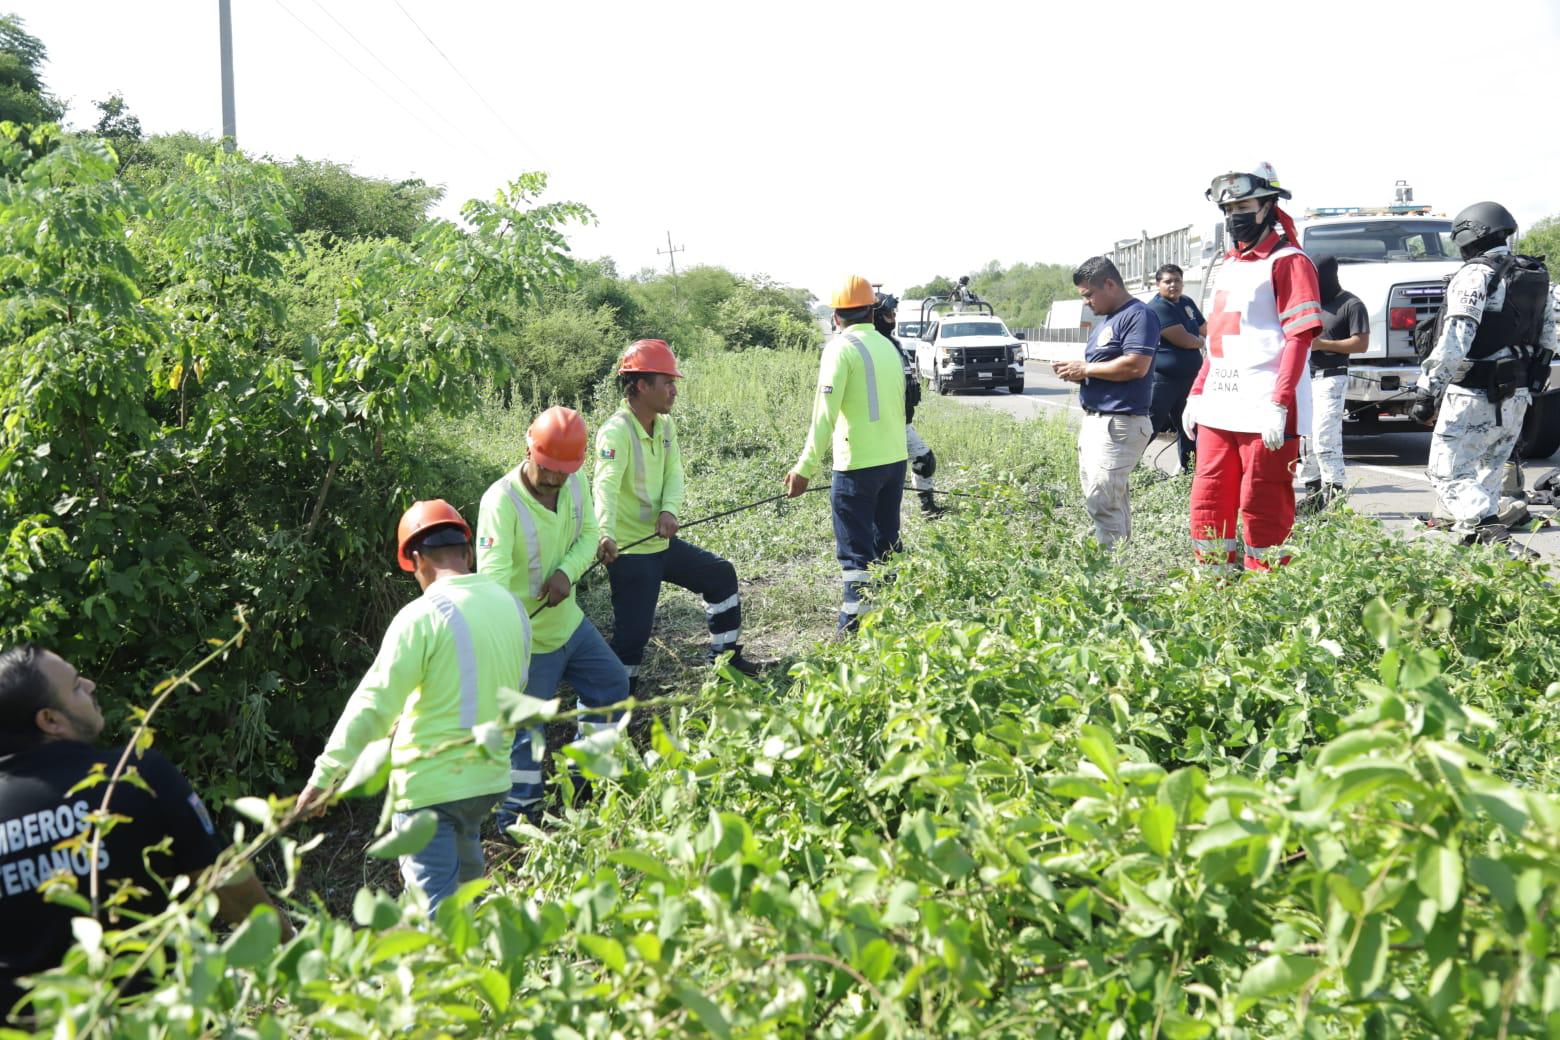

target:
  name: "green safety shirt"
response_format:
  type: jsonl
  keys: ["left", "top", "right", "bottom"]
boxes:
{"left": 794, "top": 323, "right": 909, "bottom": 479}
{"left": 307, "top": 572, "right": 531, "bottom": 813}
{"left": 476, "top": 466, "right": 598, "bottom": 654}
{"left": 593, "top": 405, "right": 685, "bottom": 556}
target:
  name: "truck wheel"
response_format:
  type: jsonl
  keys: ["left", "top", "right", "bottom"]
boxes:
{"left": 1517, "top": 389, "right": 1560, "bottom": 461}
{"left": 1008, "top": 381, "right": 1025, "bottom": 394}
{"left": 935, "top": 369, "right": 951, "bottom": 395}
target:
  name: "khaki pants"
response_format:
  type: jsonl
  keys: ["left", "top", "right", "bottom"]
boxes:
{"left": 1079, "top": 412, "right": 1152, "bottom": 546}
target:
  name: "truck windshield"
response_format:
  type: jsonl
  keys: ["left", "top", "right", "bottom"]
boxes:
{"left": 941, "top": 321, "right": 1008, "bottom": 338}
{"left": 1301, "top": 220, "right": 1458, "bottom": 262}
{"left": 897, "top": 321, "right": 925, "bottom": 338}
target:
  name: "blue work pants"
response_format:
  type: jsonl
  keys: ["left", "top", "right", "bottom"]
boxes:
{"left": 829, "top": 460, "right": 906, "bottom": 631}
{"left": 606, "top": 539, "right": 740, "bottom": 693}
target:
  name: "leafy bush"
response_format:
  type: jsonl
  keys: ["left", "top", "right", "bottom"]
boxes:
{"left": 0, "top": 125, "right": 590, "bottom": 797}
{"left": 14, "top": 352, "right": 1559, "bottom": 1038}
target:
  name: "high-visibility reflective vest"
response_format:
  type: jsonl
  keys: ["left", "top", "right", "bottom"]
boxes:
{"left": 306, "top": 572, "right": 531, "bottom": 813}
{"left": 793, "top": 323, "right": 909, "bottom": 479}
{"left": 594, "top": 406, "right": 686, "bottom": 555}
{"left": 477, "top": 467, "right": 599, "bottom": 654}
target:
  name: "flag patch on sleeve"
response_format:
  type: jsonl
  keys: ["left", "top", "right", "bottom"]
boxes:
{"left": 477, "top": 535, "right": 495, "bottom": 548}
{"left": 600, "top": 447, "right": 616, "bottom": 459}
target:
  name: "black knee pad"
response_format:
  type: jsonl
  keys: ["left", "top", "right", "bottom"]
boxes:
{"left": 911, "top": 448, "right": 936, "bottom": 479}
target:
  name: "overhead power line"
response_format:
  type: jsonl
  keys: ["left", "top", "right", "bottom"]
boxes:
{"left": 307, "top": 0, "right": 451, "bottom": 134}
{"left": 270, "top": 0, "right": 500, "bottom": 164}
{"left": 390, "top": 0, "right": 548, "bottom": 167}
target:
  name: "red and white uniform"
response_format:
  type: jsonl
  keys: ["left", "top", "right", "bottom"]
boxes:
{"left": 1189, "top": 217, "right": 1321, "bottom": 570}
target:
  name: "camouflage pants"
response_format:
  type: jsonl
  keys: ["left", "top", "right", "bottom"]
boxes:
{"left": 907, "top": 424, "right": 934, "bottom": 492}
{"left": 1298, "top": 372, "right": 1348, "bottom": 486}
{"left": 1427, "top": 385, "right": 1530, "bottom": 528}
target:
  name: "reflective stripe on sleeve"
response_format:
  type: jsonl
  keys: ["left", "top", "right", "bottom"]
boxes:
{"left": 425, "top": 589, "right": 480, "bottom": 729}
{"left": 566, "top": 473, "right": 585, "bottom": 545}
{"left": 841, "top": 332, "right": 881, "bottom": 422}
{"left": 502, "top": 482, "right": 545, "bottom": 600}
{"left": 1278, "top": 301, "right": 1321, "bottom": 321}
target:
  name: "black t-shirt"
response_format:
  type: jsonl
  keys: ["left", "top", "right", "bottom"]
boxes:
{"left": 0, "top": 743, "right": 222, "bottom": 1017}
{"left": 1311, "top": 291, "right": 1369, "bottom": 372}
{"left": 1147, "top": 293, "right": 1206, "bottom": 380}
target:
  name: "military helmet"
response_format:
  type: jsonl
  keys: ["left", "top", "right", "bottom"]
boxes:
{"left": 1451, "top": 201, "right": 1518, "bottom": 258}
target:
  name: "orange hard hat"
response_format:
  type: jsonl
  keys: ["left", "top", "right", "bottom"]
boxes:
{"left": 396, "top": 499, "right": 471, "bottom": 572}
{"left": 526, "top": 406, "right": 588, "bottom": 474}
{"left": 619, "top": 339, "right": 684, "bottom": 378}
{"left": 830, "top": 274, "right": 876, "bottom": 310}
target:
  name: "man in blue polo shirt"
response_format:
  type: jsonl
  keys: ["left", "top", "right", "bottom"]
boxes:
{"left": 1052, "top": 256, "right": 1160, "bottom": 546}
{"left": 1146, "top": 264, "right": 1207, "bottom": 473}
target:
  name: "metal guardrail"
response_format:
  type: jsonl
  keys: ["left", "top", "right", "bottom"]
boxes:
{"left": 1015, "top": 327, "right": 1089, "bottom": 343}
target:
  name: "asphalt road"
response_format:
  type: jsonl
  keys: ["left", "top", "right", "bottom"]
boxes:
{"left": 939, "top": 360, "right": 1560, "bottom": 560}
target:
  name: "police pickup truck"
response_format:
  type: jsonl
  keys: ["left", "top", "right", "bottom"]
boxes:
{"left": 911, "top": 293, "right": 1026, "bottom": 395}
{"left": 1289, "top": 202, "right": 1560, "bottom": 457}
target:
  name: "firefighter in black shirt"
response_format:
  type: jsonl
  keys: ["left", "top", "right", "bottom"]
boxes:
{"left": 0, "top": 645, "right": 287, "bottom": 1020}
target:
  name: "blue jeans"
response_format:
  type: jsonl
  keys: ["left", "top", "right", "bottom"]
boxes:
{"left": 606, "top": 539, "right": 741, "bottom": 693}
{"left": 830, "top": 460, "right": 906, "bottom": 630}
{"left": 498, "top": 619, "right": 629, "bottom": 828}
{"left": 393, "top": 791, "right": 501, "bottom": 910}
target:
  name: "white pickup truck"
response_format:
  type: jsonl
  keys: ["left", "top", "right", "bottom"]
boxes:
{"left": 1288, "top": 210, "right": 1560, "bottom": 457}
{"left": 910, "top": 302, "right": 1026, "bottom": 395}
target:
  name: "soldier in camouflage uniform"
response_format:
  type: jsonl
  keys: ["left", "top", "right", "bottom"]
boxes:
{"left": 1410, "top": 201, "right": 1557, "bottom": 542}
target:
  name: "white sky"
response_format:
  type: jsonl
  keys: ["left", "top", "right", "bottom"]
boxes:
{"left": 16, "top": 0, "right": 1560, "bottom": 301}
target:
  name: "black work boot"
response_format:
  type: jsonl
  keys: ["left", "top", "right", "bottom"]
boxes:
{"left": 1296, "top": 479, "right": 1324, "bottom": 516}
{"left": 919, "top": 490, "right": 946, "bottom": 516}
{"left": 713, "top": 645, "right": 764, "bottom": 677}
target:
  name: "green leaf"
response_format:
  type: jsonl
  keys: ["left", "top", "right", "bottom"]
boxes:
{"left": 368, "top": 810, "right": 437, "bottom": 859}
{"left": 1345, "top": 914, "right": 1388, "bottom": 997}
{"left": 352, "top": 887, "right": 401, "bottom": 931}
{"left": 855, "top": 938, "right": 896, "bottom": 984}
{"left": 1415, "top": 841, "right": 1463, "bottom": 913}
{"left": 471, "top": 966, "right": 510, "bottom": 1012}
{"left": 672, "top": 982, "right": 731, "bottom": 1039}
{"left": 1362, "top": 597, "right": 1396, "bottom": 648}
{"left": 231, "top": 796, "right": 272, "bottom": 826}
{"left": 338, "top": 737, "right": 393, "bottom": 798}
{"left": 578, "top": 934, "right": 627, "bottom": 974}
{"left": 222, "top": 907, "right": 281, "bottom": 968}
{"left": 1077, "top": 723, "right": 1119, "bottom": 782}
{"left": 1237, "top": 954, "right": 1316, "bottom": 1010}
{"left": 606, "top": 848, "right": 675, "bottom": 884}
{"left": 1140, "top": 803, "right": 1175, "bottom": 858}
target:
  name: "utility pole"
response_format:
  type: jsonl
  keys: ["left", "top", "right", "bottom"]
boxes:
{"left": 219, "top": 0, "right": 237, "bottom": 151}
{"left": 657, "top": 230, "right": 685, "bottom": 302}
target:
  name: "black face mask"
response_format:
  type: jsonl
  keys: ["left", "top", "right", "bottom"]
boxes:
{"left": 1314, "top": 256, "right": 1342, "bottom": 303}
{"left": 1225, "top": 209, "right": 1270, "bottom": 249}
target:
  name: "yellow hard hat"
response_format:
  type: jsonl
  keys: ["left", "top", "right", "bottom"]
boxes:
{"left": 830, "top": 274, "right": 876, "bottom": 310}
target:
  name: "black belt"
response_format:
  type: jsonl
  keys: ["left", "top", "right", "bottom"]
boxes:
{"left": 1082, "top": 408, "right": 1144, "bottom": 417}
{"left": 1313, "top": 368, "right": 1348, "bottom": 379}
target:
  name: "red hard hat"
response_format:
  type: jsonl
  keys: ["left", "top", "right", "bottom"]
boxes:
{"left": 618, "top": 339, "right": 684, "bottom": 378}
{"left": 396, "top": 499, "right": 471, "bottom": 572}
{"left": 527, "top": 406, "right": 588, "bottom": 474}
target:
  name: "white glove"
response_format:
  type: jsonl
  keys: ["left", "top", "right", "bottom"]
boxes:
{"left": 1258, "top": 402, "right": 1288, "bottom": 452}
{"left": 1181, "top": 396, "right": 1200, "bottom": 438}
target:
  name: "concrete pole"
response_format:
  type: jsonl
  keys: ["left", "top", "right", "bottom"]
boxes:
{"left": 219, "top": 0, "right": 236, "bottom": 151}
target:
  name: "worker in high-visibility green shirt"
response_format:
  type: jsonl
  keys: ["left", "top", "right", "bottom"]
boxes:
{"left": 297, "top": 499, "right": 530, "bottom": 910}
{"left": 476, "top": 406, "right": 628, "bottom": 832}
{"left": 594, "top": 339, "right": 761, "bottom": 694}
{"left": 784, "top": 274, "right": 909, "bottom": 631}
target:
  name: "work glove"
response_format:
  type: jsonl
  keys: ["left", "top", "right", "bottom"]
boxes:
{"left": 1181, "top": 396, "right": 1200, "bottom": 438}
{"left": 1258, "top": 401, "right": 1288, "bottom": 452}
{"left": 1408, "top": 389, "right": 1438, "bottom": 426}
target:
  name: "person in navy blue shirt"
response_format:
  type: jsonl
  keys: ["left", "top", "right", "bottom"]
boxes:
{"left": 1146, "top": 264, "right": 1208, "bottom": 472}
{"left": 1053, "top": 256, "right": 1160, "bottom": 546}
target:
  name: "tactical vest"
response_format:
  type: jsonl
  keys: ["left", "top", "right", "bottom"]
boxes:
{"left": 1415, "top": 254, "right": 1551, "bottom": 363}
